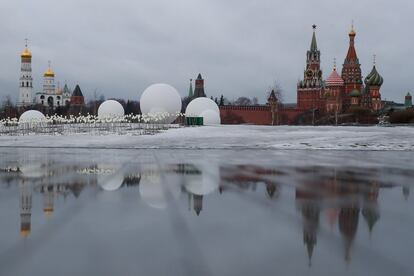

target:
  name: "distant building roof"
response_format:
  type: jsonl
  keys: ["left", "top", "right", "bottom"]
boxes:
{"left": 72, "top": 85, "right": 83, "bottom": 97}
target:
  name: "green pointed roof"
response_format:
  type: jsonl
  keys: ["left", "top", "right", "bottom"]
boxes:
{"left": 63, "top": 83, "right": 71, "bottom": 95}
{"left": 362, "top": 206, "right": 380, "bottom": 233}
{"left": 188, "top": 80, "right": 193, "bottom": 98}
{"left": 310, "top": 31, "right": 318, "bottom": 51}
{"left": 406, "top": 92, "right": 411, "bottom": 97}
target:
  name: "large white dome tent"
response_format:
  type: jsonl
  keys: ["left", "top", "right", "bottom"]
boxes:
{"left": 140, "top": 83, "right": 182, "bottom": 124}
{"left": 98, "top": 100, "right": 125, "bottom": 118}
{"left": 19, "top": 110, "right": 46, "bottom": 123}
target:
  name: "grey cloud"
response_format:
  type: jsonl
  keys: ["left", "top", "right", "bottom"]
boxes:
{"left": 0, "top": 0, "right": 411, "bottom": 104}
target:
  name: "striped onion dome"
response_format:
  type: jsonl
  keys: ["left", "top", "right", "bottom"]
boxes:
{"left": 326, "top": 68, "right": 344, "bottom": 87}
{"left": 364, "top": 66, "right": 383, "bottom": 87}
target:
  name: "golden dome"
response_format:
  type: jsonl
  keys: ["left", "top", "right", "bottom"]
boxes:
{"left": 21, "top": 47, "right": 32, "bottom": 58}
{"left": 44, "top": 68, "right": 55, "bottom": 78}
{"left": 20, "top": 229, "right": 31, "bottom": 238}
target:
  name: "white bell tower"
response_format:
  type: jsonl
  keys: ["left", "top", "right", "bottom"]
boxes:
{"left": 18, "top": 39, "right": 33, "bottom": 107}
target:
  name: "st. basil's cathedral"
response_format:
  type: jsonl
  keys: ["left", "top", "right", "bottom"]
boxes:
{"left": 297, "top": 24, "right": 384, "bottom": 114}
{"left": 220, "top": 24, "right": 389, "bottom": 125}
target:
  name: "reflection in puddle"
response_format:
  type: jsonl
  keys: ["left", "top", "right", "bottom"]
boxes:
{"left": 0, "top": 150, "right": 413, "bottom": 275}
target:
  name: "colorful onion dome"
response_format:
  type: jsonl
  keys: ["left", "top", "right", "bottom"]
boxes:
{"left": 364, "top": 66, "right": 383, "bottom": 87}
{"left": 349, "top": 89, "right": 361, "bottom": 97}
{"left": 21, "top": 47, "right": 32, "bottom": 58}
{"left": 326, "top": 68, "right": 344, "bottom": 87}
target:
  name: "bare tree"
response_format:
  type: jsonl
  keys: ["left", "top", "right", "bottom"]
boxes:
{"left": 252, "top": 97, "right": 259, "bottom": 105}
{"left": 233, "top": 97, "right": 252, "bottom": 106}
{"left": 266, "top": 81, "right": 284, "bottom": 103}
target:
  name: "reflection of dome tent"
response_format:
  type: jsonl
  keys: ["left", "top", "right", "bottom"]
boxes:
{"left": 97, "top": 166, "right": 124, "bottom": 191}
{"left": 184, "top": 163, "right": 219, "bottom": 196}
{"left": 139, "top": 169, "right": 181, "bottom": 209}
{"left": 98, "top": 100, "right": 125, "bottom": 118}
{"left": 19, "top": 110, "right": 46, "bottom": 123}
{"left": 140, "top": 83, "right": 182, "bottom": 124}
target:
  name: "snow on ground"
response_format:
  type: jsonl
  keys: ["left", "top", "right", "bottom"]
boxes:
{"left": 0, "top": 125, "right": 413, "bottom": 151}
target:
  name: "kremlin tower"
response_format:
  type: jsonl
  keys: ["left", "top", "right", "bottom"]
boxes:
{"left": 297, "top": 25, "right": 324, "bottom": 111}
{"left": 193, "top": 74, "right": 206, "bottom": 98}
{"left": 18, "top": 40, "right": 33, "bottom": 107}
{"left": 405, "top": 92, "right": 412, "bottom": 108}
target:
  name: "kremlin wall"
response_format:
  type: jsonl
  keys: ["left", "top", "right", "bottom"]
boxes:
{"left": 12, "top": 25, "right": 413, "bottom": 125}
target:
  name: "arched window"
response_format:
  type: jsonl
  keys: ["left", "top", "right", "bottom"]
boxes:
{"left": 22, "top": 82, "right": 24, "bottom": 87}
{"left": 26, "top": 81, "right": 29, "bottom": 87}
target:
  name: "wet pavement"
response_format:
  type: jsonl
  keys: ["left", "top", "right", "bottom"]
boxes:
{"left": 0, "top": 148, "right": 413, "bottom": 276}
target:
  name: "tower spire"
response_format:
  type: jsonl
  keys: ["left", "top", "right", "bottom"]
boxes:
{"left": 310, "top": 24, "right": 318, "bottom": 51}
{"left": 373, "top": 54, "right": 376, "bottom": 66}
{"left": 333, "top": 58, "right": 337, "bottom": 71}
{"left": 24, "top": 38, "right": 28, "bottom": 48}
{"left": 188, "top": 78, "right": 193, "bottom": 98}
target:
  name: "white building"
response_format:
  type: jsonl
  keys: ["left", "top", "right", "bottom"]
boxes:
{"left": 35, "top": 62, "right": 71, "bottom": 108}
{"left": 17, "top": 42, "right": 33, "bottom": 107}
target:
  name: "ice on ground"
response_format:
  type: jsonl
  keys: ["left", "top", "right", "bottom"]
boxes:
{"left": 0, "top": 125, "right": 413, "bottom": 151}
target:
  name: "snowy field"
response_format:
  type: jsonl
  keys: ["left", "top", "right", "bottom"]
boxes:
{"left": 0, "top": 125, "right": 413, "bottom": 151}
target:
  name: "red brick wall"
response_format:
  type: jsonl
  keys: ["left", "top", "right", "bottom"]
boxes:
{"left": 220, "top": 105, "right": 272, "bottom": 125}
{"left": 219, "top": 105, "right": 303, "bottom": 125}
{"left": 70, "top": 96, "right": 84, "bottom": 106}
{"left": 297, "top": 88, "right": 326, "bottom": 111}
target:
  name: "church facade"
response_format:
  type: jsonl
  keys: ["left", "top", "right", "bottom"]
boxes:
{"left": 220, "top": 24, "right": 385, "bottom": 125}
{"left": 17, "top": 42, "right": 81, "bottom": 109}
{"left": 297, "top": 24, "right": 384, "bottom": 115}
{"left": 34, "top": 62, "right": 71, "bottom": 108}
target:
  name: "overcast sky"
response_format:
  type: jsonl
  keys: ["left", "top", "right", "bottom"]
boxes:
{"left": 0, "top": 0, "right": 411, "bottom": 103}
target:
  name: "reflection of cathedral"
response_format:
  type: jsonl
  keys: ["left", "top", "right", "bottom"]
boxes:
{"left": 294, "top": 177, "right": 386, "bottom": 265}
{"left": 2, "top": 161, "right": 410, "bottom": 268}
{"left": 19, "top": 180, "right": 32, "bottom": 238}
